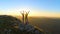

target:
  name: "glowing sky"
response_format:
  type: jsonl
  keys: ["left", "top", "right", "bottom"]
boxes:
{"left": 0, "top": 0, "right": 60, "bottom": 17}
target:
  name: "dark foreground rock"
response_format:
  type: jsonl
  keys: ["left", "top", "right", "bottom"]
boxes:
{"left": 0, "top": 15, "right": 44, "bottom": 34}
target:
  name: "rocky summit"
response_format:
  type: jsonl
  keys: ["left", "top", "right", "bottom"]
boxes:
{"left": 0, "top": 15, "right": 44, "bottom": 34}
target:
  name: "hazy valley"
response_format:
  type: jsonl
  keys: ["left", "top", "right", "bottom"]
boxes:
{"left": 16, "top": 16, "right": 60, "bottom": 34}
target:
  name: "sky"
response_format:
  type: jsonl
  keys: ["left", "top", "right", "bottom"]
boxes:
{"left": 0, "top": 0, "right": 60, "bottom": 17}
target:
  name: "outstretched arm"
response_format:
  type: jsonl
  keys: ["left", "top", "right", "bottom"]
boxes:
{"left": 20, "top": 11, "right": 24, "bottom": 15}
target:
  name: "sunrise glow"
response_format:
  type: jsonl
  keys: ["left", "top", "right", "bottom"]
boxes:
{"left": 0, "top": 0, "right": 60, "bottom": 18}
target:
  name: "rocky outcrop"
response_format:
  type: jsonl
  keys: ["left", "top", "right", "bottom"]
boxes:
{"left": 18, "top": 22, "right": 44, "bottom": 34}
{"left": 0, "top": 15, "right": 44, "bottom": 34}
